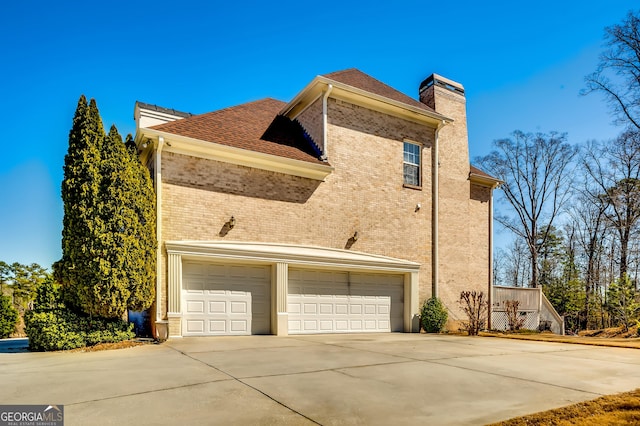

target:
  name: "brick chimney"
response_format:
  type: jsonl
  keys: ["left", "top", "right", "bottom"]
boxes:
{"left": 419, "top": 74, "right": 465, "bottom": 118}
{"left": 418, "top": 73, "right": 468, "bottom": 176}
{"left": 419, "top": 73, "right": 472, "bottom": 322}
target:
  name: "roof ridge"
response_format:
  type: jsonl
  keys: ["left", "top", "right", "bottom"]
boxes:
{"left": 320, "top": 68, "right": 436, "bottom": 113}
{"left": 136, "top": 101, "right": 194, "bottom": 118}
{"left": 151, "top": 98, "right": 286, "bottom": 126}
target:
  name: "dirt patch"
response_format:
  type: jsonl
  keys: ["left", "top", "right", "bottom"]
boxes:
{"left": 481, "top": 330, "right": 640, "bottom": 349}
{"left": 580, "top": 325, "right": 638, "bottom": 338}
{"left": 64, "top": 340, "right": 151, "bottom": 353}
{"left": 488, "top": 388, "right": 640, "bottom": 425}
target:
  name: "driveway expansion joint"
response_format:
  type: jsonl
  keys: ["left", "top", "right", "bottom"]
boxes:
{"left": 66, "top": 378, "right": 235, "bottom": 407}
{"left": 167, "top": 342, "right": 322, "bottom": 425}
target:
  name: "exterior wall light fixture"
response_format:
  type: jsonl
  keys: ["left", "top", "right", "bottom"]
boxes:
{"left": 229, "top": 216, "right": 236, "bottom": 229}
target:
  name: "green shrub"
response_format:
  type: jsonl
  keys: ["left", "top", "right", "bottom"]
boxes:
{"left": 24, "top": 283, "right": 134, "bottom": 351}
{"left": 0, "top": 295, "right": 18, "bottom": 338}
{"left": 33, "top": 278, "right": 64, "bottom": 312}
{"left": 420, "top": 297, "right": 448, "bottom": 333}
{"left": 24, "top": 311, "right": 85, "bottom": 350}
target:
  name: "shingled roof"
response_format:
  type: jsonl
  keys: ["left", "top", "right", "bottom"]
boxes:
{"left": 147, "top": 69, "right": 441, "bottom": 166}
{"left": 470, "top": 165, "right": 501, "bottom": 185}
{"left": 323, "top": 69, "right": 436, "bottom": 113}
{"left": 150, "top": 98, "right": 325, "bottom": 165}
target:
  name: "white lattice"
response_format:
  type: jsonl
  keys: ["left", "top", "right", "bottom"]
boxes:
{"left": 491, "top": 311, "right": 540, "bottom": 331}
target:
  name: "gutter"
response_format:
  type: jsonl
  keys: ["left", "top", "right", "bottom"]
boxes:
{"left": 488, "top": 192, "right": 494, "bottom": 329}
{"left": 155, "top": 136, "right": 165, "bottom": 325}
{"left": 321, "top": 84, "right": 333, "bottom": 161}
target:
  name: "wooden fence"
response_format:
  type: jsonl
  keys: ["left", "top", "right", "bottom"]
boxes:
{"left": 491, "top": 286, "right": 564, "bottom": 335}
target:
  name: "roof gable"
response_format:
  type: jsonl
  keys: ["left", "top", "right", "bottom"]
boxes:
{"left": 323, "top": 69, "right": 436, "bottom": 113}
{"left": 150, "top": 98, "right": 325, "bottom": 165}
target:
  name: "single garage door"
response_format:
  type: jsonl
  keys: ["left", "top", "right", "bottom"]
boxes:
{"left": 182, "top": 262, "right": 271, "bottom": 336}
{"left": 288, "top": 269, "right": 403, "bottom": 334}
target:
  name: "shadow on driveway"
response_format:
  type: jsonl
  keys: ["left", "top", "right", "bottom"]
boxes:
{"left": 0, "top": 338, "right": 29, "bottom": 353}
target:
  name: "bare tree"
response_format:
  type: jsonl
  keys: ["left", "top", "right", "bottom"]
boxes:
{"left": 584, "top": 10, "right": 640, "bottom": 130}
{"left": 569, "top": 190, "right": 607, "bottom": 329}
{"left": 583, "top": 131, "right": 640, "bottom": 280}
{"left": 477, "top": 131, "right": 578, "bottom": 287}
{"left": 495, "top": 241, "right": 530, "bottom": 287}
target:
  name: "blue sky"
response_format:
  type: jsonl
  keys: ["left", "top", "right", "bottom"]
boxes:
{"left": 0, "top": 1, "right": 634, "bottom": 268}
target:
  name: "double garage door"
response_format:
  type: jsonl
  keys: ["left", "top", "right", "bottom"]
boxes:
{"left": 182, "top": 262, "right": 403, "bottom": 336}
{"left": 288, "top": 269, "right": 404, "bottom": 334}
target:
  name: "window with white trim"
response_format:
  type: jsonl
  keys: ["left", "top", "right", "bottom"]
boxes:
{"left": 403, "top": 141, "right": 421, "bottom": 186}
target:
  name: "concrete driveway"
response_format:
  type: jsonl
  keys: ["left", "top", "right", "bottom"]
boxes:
{"left": 2, "top": 334, "right": 640, "bottom": 425}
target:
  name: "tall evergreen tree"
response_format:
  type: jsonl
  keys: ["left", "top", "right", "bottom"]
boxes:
{"left": 123, "top": 134, "right": 156, "bottom": 311}
{"left": 57, "top": 96, "right": 105, "bottom": 312}
{"left": 57, "top": 96, "right": 156, "bottom": 318}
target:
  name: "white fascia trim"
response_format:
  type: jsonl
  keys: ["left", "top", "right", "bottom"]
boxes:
{"left": 165, "top": 241, "right": 421, "bottom": 273}
{"left": 281, "top": 76, "right": 453, "bottom": 127}
{"left": 138, "top": 128, "right": 334, "bottom": 181}
{"left": 469, "top": 173, "right": 503, "bottom": 188}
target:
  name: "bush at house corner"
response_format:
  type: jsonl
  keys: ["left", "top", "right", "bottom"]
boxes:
{"left": 24, "top": 280, "right": 134, "bottom": 351}
{"left": 420, "top": 297, "right": 448, "bottom": 333}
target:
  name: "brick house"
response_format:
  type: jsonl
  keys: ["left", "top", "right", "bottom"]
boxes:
{"left": 133, "top": 69, "right": 501, "bottom": 338}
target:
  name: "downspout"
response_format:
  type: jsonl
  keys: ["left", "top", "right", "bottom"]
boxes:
{"left": 487, "top": 188, "right": 494, "bottom": 329}
{"left": 155, "top": 137, "right": 165, "bottom": 326}
{"left": 321, "top": 84, "right": 333, "bottom": 161}
{"left": 432, "top": 120, "right": 447, "bottom": 299}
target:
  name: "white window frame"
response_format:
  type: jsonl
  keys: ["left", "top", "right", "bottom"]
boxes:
{"left": 403, "top": 141, "right": 421, "bottom": 187}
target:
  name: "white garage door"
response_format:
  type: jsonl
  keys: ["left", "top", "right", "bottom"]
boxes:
{"left": 288, "top": 269, "right": 404, "bottom": 334}
{"left": 182, "top": 262, "right": 270, "bottom": 336}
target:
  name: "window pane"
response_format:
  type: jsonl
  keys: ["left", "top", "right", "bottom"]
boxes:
{"left": 403, "top": 142, "right": 420, "bottom": 166}
{"left": 404, "top": 164, "right": 419, "bottom": 186}
{"left": 403, "top": 142, "right": 420, "bottom": 186}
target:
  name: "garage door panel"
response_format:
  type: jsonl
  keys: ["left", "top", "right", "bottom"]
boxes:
{"left": 364, "top": 304, "right": 377, "bottom": 314}
{"left": 209, "top": 301, "right": 225, "bottom": 313}
{"left": 320, "top": 304, "right": 333, "bottom": 314}
{"left": 186, "top": 319, "right": 205, "bottom": 333}
{"left": 288, "top": 270, "right": 404, "bottom": 334}
{"left": 186, "top": 300, "right": 205, "bottom": 314}
{"left": 320, "top": 320, "right": 333, "bottom": 331}
{"left": 364, "top": 320, "right": 377, "bottom": 330}
{"left": 209, "top": 320, "right": 226, "bottom": 333}
{"left": 335, "top": 304, "right": 348, "bottom": 314}
{"left": 288, "top": 303, "right": 301, "bottom": 314}
{"left": 230, "top": 320, "right": 248, "bottom": 332}
{"left": 182, "top": 262, "right": 270, "bottom": 336}
{"left": 230, "top": 301, "right": 248, "bottom": 314}
{"left": 289, "top": 320, "right": 301, "bottom": 331}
